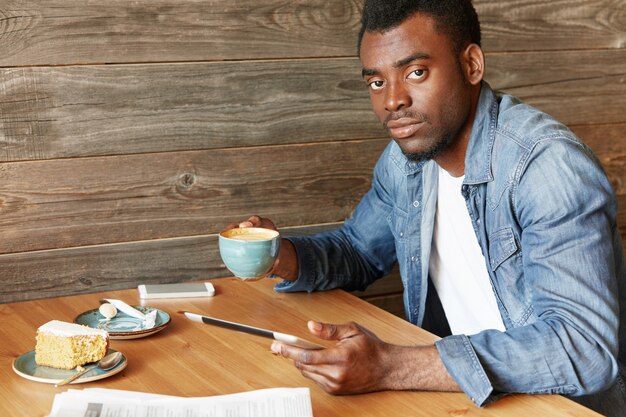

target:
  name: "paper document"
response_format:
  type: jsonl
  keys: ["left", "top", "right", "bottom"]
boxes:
{"left": 47, "top": 387, "right": 313, "bottom": 417}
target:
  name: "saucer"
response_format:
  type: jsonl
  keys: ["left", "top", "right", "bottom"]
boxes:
{"left": 74, "top": 306, "right": 171, "bottom": 339}
{"left": 12, "top": 349, "right": 127, "bottom": 384}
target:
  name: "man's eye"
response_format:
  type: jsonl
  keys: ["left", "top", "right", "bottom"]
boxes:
{"left": 369, "top": 80, "right": 385, "bottom": 90}
{"left": 407, "top": 69, "right": 426, "bottom": 79}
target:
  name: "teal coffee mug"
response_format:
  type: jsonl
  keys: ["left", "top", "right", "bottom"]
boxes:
{"left": 219, "top": 227, "right": 280, "bottom": 279}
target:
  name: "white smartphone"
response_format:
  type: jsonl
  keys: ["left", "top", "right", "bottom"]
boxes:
{"left": 138, "top": 282, "right": 216, "bottom": 299}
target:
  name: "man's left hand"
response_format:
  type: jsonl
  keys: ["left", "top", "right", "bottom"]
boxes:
{"left": 271, "top": 320, "right": 396, "bottom": 394}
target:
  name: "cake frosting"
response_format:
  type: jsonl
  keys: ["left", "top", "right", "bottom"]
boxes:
{"left": 38, "top": 320, "right": 108, "bottom": 337}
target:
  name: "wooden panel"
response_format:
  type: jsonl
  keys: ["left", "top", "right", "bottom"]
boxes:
{"left": 618, "top": 195, "right": 626, "bottom": 245}
{"left": 0, "top": 222, "right": 405, "bottom": 305}
{"left": 362, "top": 293, "right": 406, "bottom": 318}
{"left": 0, "top": 234, "right": 214, "bottom": 303}
{"left": 477, "top": 0, "right": 626, "bottom": 52}
{"left": 0, "top": 223, "right": 342, "bottom": 303}
{"left": 0, "top": 0, "right": 622, "bottom": 312}
{"left": 0, "top": 139, "right": 388, "bottom": 255}
{"left": 354, "top": 268, "right": 406, "bottom": 318}
{"left": 0, "top": 0, "right": 363, "bottom": 67}
{"left": 0, "top": 64, "right": 621, "bottom": 303}
{"left": 0, "top": 0, "right": 623, "bottom": 66}
{"left": 572, "top": 123, "right": 626, "bottom": 196}
{"left": 1, "top": 49, "right": 624, "bottom": 162}
{"left": 352, "top": 266, "right": 403, "bottom": 298}
{"left": 485, "top": 49, "right": 626, "bottom": 126}
{"left": 0, "top": 60, "right": 380, "bottom": 162}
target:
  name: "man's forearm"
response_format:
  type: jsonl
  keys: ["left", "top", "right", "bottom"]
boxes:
{"left": 379, "top": 344, "right": 460, "bottom": 392}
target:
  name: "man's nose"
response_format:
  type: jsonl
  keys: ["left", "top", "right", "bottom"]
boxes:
{"left": 384, "top": 81, "right": 411, "bottom": 112}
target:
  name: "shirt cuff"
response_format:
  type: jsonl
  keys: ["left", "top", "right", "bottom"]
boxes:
{"left": 435, "top": 334, "right": 495, "bottom": 406}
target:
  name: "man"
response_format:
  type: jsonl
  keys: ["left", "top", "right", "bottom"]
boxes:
{"left": 228, "top": 1, "right": 626, "bottom": 415}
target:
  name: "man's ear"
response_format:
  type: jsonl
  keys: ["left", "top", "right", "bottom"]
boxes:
{"left": 461, "top": 43, "right": 485, "bottom": 85}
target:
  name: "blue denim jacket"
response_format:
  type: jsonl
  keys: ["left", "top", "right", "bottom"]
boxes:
{"left": 276, "top": 83, "right": 626, "bottom": 411}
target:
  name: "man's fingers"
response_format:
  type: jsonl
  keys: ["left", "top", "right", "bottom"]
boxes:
{"left": 271, "top": 342, "right": 342, "bottom": 365}
{"left": 223, "top": 218, "right": 261, "bottom": 233}
{"left": 295, "top": 361, "right": 341, "bottom": 382}
{"left": 237, "top": 215, "right": 259, "bottom": 228}
{"left": 271, "top": 342, "right": 313, "bottom": 362}
{"left": 308, "top": 321, "right": 363, "bottom": 341}
{"left": 271, "top": 344, "right": 345, "bottom": 393}
{"left": 293, "top": 355, "right": 361, "bottom": 395}
{"left": 298, "top": 368, "right": 341, "bottom": 394}
{"left": 238, "top": 215, "right": 278, "bottom": 231}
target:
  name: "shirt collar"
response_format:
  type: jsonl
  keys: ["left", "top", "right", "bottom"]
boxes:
{"left": 463, "top": 82, "right": 498, "bottom": 184}
{"left": 388, "top": 141, "right": 427, "bottom": 175}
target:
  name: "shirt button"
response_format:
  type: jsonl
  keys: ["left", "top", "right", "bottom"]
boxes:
{"left": 477, "top": 218, "right": 481, "bottom": 225}
{"left": 411, "top": 255, "right": 417, "bottom": 262}
{"left": 400, "top": 232, "right": 404, "bottom": 237}
{"left": 413, "top": 200, "right": 420, "bottom": 208}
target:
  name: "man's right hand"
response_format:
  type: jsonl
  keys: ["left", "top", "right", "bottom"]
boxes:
{"left": 225, "top": 214, "right": 278, "bottom": 232}
{"left": 223, "top": 215, "right": 299, "bottom": 281}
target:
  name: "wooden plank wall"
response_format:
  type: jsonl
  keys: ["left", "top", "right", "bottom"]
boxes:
{"left": 0, "top": 1, "right": 624, "bottom": 318}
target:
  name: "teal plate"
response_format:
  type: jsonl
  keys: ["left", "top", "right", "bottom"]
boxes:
{"left": 74, "top": 306, "right": 171, "bottom": 339}
{"left": 12, "top": 349, "right": 127, "bottom": 384}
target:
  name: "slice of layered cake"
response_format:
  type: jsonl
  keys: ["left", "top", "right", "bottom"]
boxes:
{"left": 35, "top": 320, "right": 109, "bottom": 369}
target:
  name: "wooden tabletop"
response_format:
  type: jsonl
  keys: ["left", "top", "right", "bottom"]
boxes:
{"left": 0, "top": 277, "right": 598, "bottom": 416}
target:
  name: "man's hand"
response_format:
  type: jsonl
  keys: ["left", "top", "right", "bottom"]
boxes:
{"left": 225, "top": 214, "right": 278, "bottom": 232}
{"left": 272, "top": 321, "right": 391, "bottom": 394}
{"left": 271, "top": 321, "right": 461, "bottom": 394}
{"left": 223, "top": 215, "right": 299, "bottom": 280}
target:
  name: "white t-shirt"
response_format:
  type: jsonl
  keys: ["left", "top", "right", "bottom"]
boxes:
{"left": 429, "top": 166, "right": 506, "bottom": 335}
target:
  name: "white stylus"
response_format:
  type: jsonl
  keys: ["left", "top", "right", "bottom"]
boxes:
{"left": 179, "top": 311, "right": 324, "bottom": 350}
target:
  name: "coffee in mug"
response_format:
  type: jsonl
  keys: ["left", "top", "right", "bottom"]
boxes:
{"left": 219, "top": 227, "right": 280, "bottom": 279}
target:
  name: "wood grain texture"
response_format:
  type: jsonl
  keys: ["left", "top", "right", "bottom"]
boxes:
{"left": 0, "top": 60, "right": 379, "bottom": 162}
{"left": 0, "top": 223, "right": 341, "bottom": 303}
{"left": 0, "top": 0, "right": 623, "bottom": 312}
{"left": 477, "top": 0, "right": 626, "bottom": 52}
{"left": 0, "top": 226, "right": 406, "bottom": 305}
{"left": 617, "top": 195, "right": 626, "bottom": 243}
{"left": 0, "top": 50, "right": 624, "bottom": 162}
{"left": 0, "top": 0, "right": 364, "bottom": 66}
{"left": 0, "top": 139, "right": 387, "bottom": 255}
{"left": 0, "top": 206, "right": 404, "bottom": 304}
{"left": 361, "top": 292, "right": 405, "bottom": 318}
{"left": 485, "top": 49, "right": 626, "bottom": 126}
{"left": 573, "top": 123, "right": 626, "bottom": 196}
{"left": 0, "top": 279, "right": 600, "bottom": 416}
{"left": 0, "top": 0, "right": 623, "bottom": 66}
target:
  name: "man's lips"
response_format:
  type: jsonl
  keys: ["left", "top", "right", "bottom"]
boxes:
{"left": 385, "top": 118, "right": 423, "bottom": 139}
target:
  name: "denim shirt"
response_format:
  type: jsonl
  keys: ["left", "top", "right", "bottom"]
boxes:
{"left": 276, "top": 83, "right": 626, "bottom": 409}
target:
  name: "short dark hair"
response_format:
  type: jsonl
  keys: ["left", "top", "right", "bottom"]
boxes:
{"left": 357, "top": 0, "right": 481, "bottom": 55}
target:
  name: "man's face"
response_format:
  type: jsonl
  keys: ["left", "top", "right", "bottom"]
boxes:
{"left": 360, "top": 13, "right": 473, "bottom": 161}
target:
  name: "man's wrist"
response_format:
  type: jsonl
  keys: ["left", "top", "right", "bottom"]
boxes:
{"left": 379, "top": 344, "right": 461, "bottom": 392}
{"left": 270, "top": 238, "right": 299, "bottom": 281}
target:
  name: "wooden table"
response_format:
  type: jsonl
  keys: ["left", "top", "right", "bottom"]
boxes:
{"left": 0, "top": 278, "right": 599, "bottom": 416}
